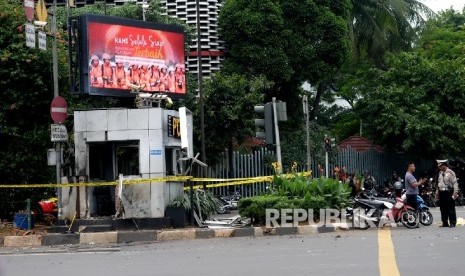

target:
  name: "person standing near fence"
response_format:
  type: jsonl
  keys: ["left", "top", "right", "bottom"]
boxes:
{"left": 436, "top": 160, "right": 458, "bottom": 227}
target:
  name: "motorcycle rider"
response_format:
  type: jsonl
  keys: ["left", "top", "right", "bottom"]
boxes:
{"left": 436, "top": 160, "right": 459, "bottom": 227}
{"left": 405, "top": 162, "right": 426, "bottom": 211}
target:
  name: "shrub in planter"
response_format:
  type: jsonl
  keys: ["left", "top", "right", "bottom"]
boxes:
{"left": 238, "top": 195, "right": 289, "bottom": 224}
{"left": 307, "top": 178, "right": 350, "bottom": 209}
{"left": 167, "top": 190, "right": 222, "bottom": 225}
{"left": 167, "top": 194, "right": 190, "bottom": 228}
{"left": 273, "top": 173, "right": 310, "bottom": 198}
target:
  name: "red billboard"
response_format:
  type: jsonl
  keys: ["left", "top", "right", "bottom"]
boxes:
{"left": 78, "top": 14, "right": 186, "bottom": 97}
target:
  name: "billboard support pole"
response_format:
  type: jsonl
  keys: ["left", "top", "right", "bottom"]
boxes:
{"left": 196, "top": 0, "right": 207, "bottom": 178}
{"left": 52, "top": 0, "right": 62, "bottom": 218}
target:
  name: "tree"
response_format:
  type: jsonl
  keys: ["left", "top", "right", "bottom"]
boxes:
{"left": 349, "top": 0, "right": 432, "bottom": 66}
{"left": 202, "top": 73, "right": 266, "bottom": 161}
{"left": 330, "top": 0, "right": 434, "bottom": 141}
{"left": 218, "top": 0, "right": 350, "bottom": 122}
{"left": 354, "top": 9, "right": 465, "bottom": 158}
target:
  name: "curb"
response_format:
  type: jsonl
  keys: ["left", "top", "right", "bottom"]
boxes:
{"left": 0, "top": 224, "right": 346, "bottom": 248}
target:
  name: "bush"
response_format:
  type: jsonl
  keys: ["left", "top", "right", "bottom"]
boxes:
{"left": 272, "top": 175, "right": 350, "bottom": 209}
{"left": 238, "top": 195, "right": 290, "bottom": 224}
{"left": 306, "top": 178, "right": 350, "bottom": 209}
{"left": 273, "top": 173, "right": 310, "bottom": 198}
{"left": 168, "top": 189, "right": 221, "bottom": 220}
{"left": 238, "top": 194, "right": 330, "bottom": 224}
{"left": 238, "top": 176, "right": 351, "bottom": 225}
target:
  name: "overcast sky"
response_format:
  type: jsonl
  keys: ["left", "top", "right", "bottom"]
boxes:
{"left": 420, "top": 0, "right": 465, "bottom": 13}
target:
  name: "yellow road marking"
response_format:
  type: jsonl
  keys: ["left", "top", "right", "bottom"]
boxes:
{"left": 378, "top": 229, "right": 400, "bottom": 276}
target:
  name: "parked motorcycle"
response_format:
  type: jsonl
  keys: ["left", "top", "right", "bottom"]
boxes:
{"left": 348, "top": 183, "right": 418, "bottom": 229}
{"left": 347, "top": 195, "right": 418, "bottom": 229}
{"left": 400, "top": 193, "right": 433, "bottom": 226}
{"left": 216, "top": 191, "right": 241, "bottom": 214}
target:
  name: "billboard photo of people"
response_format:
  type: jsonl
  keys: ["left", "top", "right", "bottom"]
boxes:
{"left": 79, "top": 14, "right": 186, "bottom": 97}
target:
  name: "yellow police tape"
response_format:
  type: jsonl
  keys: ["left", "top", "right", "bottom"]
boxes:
{"left": 0, "top": 172, "right": 310, "bottom": 189}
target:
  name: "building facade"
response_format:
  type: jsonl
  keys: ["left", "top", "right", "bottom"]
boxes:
{"left": 160, "top": 0, "right": 225, "bottom": 77}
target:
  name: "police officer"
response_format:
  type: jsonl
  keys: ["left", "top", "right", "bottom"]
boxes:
{"left": 436, "top": 160, "right": 459, "bottom": 227}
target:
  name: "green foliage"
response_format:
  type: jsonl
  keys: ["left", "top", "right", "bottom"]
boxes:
{"left": 218, "top": 0, "right": 350, "bottom": 127}
{"left": 238, "top": 192, "right": 337, "bottom": 224}
{"left": 167, "top": 193, "right": 191, "bottom": 211}
{"left": 349, "top": 0, "right": 432, "bottom": 66}
{"left": 335, "top": 9, "right": 465, "bottom": 159}
{"left": 273, "top": 175, "right": 350, "bottom": 209}
{"left": 273, "top": 173, "right": 310, "bottom": 198}
{"left": 237, "top": 195, "right": 288, "bottom": 224}
{"left": 307, "top": 177, "right": 351, "bottom": 209}
{"left": 168, "top": 190, "right": 221, "bottom": 219}
{"left": 239, "top": 175, "right": 350, "bottom": 224}
{"left": 201, "top": 72, "right": 265, "bottom": 161}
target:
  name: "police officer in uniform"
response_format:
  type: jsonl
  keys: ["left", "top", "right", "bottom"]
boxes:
{"left": 436, "top": 160, "right": 459, "bottom": 227}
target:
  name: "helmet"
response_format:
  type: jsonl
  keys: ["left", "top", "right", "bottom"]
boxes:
{"left": 102, "top": 53, "right": 111, "bottom": 60}
{"left": 91, "top": 55, "right": 99, "bottom": 61}
{"left": 393, "top": 181, "right": 404, "bottom": 191}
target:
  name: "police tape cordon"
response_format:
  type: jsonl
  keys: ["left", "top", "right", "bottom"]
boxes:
{"left": 0, "top": 172, "right": 311, "bottom": 190}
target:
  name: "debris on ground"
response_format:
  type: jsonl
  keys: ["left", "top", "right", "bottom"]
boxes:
{"left": 0, "top": 220, "right": 49, "bottom": 237}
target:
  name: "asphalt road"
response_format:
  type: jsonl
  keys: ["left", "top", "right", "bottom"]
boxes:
{"left": 0, "top": 207, "right": 464, "bottom": 276}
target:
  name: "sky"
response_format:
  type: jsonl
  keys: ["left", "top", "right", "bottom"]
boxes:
{"left": 420, "top": 0, "right": 465, "bottom": 13}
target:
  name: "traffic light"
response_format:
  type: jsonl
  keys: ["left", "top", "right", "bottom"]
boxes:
{"left": 254, "top": 103, "right": 274, "bottom": 144}
{"left": 324, "top": 137, "right": 331, "bottom": 152}
{"left": 275, "top": 101, "right": 287, "bottom": 122}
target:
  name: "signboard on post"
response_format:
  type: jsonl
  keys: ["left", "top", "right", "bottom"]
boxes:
{"left": 51, "top": 124, "right": 68, "bottom": 142}
{"left": 24, "top": 0, "right": 34, "bottom": 22}
{"left": 50, "top": 96, "right": 68, "bottom": 124}
{"left": 38, "top": 31, "right": 46, "bottom": 50}
{"left": 25, "top": 23, "right": 35, "bottom": 48}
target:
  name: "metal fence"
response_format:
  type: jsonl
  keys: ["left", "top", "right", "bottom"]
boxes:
{"left": 194, "top": 147, "right": 433, "bottom": 197}
{"left": 194, "top": 148, "right": 275, "bottom": 197}
{"left": 327, "top": 147, "right": 433, "bottom": 184}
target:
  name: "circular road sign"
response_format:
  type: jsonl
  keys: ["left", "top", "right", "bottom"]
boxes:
{"left": 24, "top": 0, "right": 34, "bottom": 22}
{"left": 50, "top": 96, "right": 68, "bottom": 124}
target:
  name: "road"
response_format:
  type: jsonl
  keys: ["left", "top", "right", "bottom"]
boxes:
{"left": 0, "top": 207, "right": 464, "bottom": 276}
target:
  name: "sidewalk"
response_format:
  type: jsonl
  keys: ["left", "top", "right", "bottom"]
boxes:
{"left": 0, "top": 223, "right": 351, "bottom": 248}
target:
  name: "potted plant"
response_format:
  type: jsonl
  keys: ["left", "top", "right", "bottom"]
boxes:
{"left": 166, "top": 194, "right": 190, "bottom": 228}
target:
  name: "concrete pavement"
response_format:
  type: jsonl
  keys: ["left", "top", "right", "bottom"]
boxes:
{"left": 1, "top": 207, "right": 464, "bottom": 248}
{"left": 1, "top": 223, "right": 464, "bottom": 276}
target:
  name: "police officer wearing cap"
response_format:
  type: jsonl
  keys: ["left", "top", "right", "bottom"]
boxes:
{"left": 436, "top": 160, "right": 459, "bottom": 227}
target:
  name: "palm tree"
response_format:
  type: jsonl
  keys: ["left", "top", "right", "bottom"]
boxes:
{"left": 350, "top": 0, "right": 433, "bottom": 66}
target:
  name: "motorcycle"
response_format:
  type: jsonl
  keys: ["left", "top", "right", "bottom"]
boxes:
{"left": 400, "top": 193, "right": 433, "bottom": 226}
{"left": 216, "top": 191, "right": 241, "bottom": 214}
{"left": 347, "top": 194, "right": 418, "bottom": 229}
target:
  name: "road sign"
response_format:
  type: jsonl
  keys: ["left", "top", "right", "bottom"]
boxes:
{"left": 25, "top": 23, "right": 35, "bottom": 48}
{"left": 51, "top": 124, "right": 68, "bottom": 142}
{"left": 50, "top": 96, "right": 68, "bottom": 124}
{"left": 38, "top": 31, "right": 46, "bottom": 50}
{"left": 24, "top": 0, "right": 34, "bottom": 22}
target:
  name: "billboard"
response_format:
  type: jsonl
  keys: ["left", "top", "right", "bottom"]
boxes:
{"left": 78, "top": 14, "right": 186, "bottom": 97}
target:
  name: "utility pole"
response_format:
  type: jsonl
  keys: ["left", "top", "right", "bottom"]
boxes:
{"left": 324, "top": 136, "right": 330, "bottom": 179}
{"left": 196, "top": 0, "right": 206, "bottom": 171}
{"left": 303, "top": 95, "right": 311, "bottom": 172}
{"left": 52, "top": 0, "right": 62, "bottom": 216}
{"left": 272, "top": 97, "right": 282, "bottom": 173}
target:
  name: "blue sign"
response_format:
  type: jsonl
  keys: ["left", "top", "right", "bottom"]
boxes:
{"left": 150, "top": 149, "right": 162, "bottom": 156}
